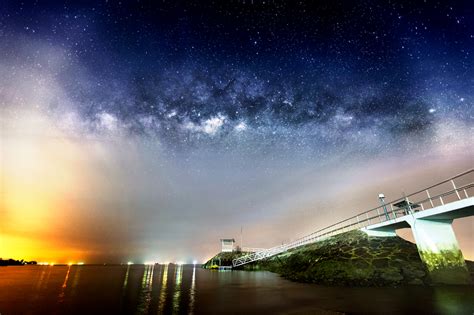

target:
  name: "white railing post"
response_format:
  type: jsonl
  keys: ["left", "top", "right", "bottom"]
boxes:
{"left": 451, "top": 180, "right": 461, "bottom": 200}
{"left": 386, "top": 203, "right": 393, "bottom": 219}
{"left": 426, "top": 189, "right": 434, "bottom": 208}
{"left": 390, "top": 203, "right": 395, "bottom": 218}
{"left": 405, "top": 196, "right": 412, "bottom": 214}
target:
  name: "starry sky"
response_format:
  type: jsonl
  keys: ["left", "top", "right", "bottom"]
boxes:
{"left": 0, "top": 1, "right": 473, "bottom": 263}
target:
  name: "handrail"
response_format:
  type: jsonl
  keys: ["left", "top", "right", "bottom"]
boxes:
{"left": 288, "top": 178, "right": 474, "bottom": 245}
{"left": 233, "top": 169, "right": 474, "bottom": 267}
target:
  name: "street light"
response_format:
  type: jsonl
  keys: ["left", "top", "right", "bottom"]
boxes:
{"left": 378, "top": 193, "right": 390, "bottom": 220}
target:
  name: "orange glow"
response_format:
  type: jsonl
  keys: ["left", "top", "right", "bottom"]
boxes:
{"left": 0, "top": 111, "right": 92, "bottom": 262}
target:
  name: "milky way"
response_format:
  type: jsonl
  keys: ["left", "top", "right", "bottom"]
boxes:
{"left": 1, "top": 1, "right": 473, "bottom": 262}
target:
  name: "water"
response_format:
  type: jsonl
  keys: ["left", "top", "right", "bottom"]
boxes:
{"left": 0, "top": 265, "right": 473, "bottom": 314}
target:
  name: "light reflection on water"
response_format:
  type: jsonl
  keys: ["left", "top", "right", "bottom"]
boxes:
{"left": 33, "top": 266, "right": 48, "bottom": 295}
{"left": 135, "top": 264, "right": 154, "bottom": 315}
{"left": 57, "top": 265, "right": 71, "bottom": 303}
{"left": 122, "top": 264, "right": 130, "bottom": 293}
{"left": 188, "top": 265, "right": 196, "bottom": 315}
{"left": 69, "top": 265, "right": 82, "bottom": 297}
{"left": 172, "top": 264, "right": 183, "bottom": 314}
{"left": 157, "top": 264, "right": 169, "bottom": 314}
{"left": 0, "top": 265, "right": 473, "bottom": 315}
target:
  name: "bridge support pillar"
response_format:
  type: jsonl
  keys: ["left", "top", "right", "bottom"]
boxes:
{"left": 410, "top": 218, "right": 471, "bottom": 285}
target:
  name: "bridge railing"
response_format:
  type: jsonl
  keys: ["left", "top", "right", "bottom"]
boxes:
{"left": 233, "top": 168, "right": 474, "bottom": 267}
{"left": 241, "top": 247, "right": 267, "bottom": 253}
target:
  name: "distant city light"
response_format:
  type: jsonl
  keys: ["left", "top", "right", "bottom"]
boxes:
{"left": 193, "top": 260, "right": 198, "bottom": 265}
{"left": 68, "top": 262, "right": 73, "bottom": 266}
{"left": 127, "top": 261, "right": 134, "bottom": 265}
{"left": 176, "top": 261, "right": 184, "bottom": 265}
{"left": 144, "top": 261, "right": 155, "bottom": 265}
{"left": 77, "top": 262, "right": 84, "bottom": 265}
{"left": 49, "top": 262, "right": 55, "bottom": 266}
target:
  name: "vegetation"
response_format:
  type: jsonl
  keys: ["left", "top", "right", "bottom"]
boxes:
{"left": 0, "top": 258, "right": 37, "bottom": 266}
{"left": 202, "top": 251, "right": 250, "bottom": 269}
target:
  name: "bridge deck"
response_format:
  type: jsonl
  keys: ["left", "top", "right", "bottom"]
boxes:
{"left": 366, "top": 197, "right": 474, "bottom": 232}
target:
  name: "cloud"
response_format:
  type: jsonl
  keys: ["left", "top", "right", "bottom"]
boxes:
{"left": 184, "top": 113, "right": 226, "bottom": 135}
{"left": 234, "top": 121, "right": 247, "bottom": 132}
{"left": 96, "top": 112, "right": 119, "bottom": 131}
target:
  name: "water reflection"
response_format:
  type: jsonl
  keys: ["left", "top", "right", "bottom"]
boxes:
{"left": 31, "top": 266, "right": 50, "bottom": 304}
{"left": 135, "top": 264, "right": 154, "bottom": 314}
{"left": 188, "top": 265, "right": 196, "bottom": 315}
{"left": 122, "top": 264, "right": 130, "bottom": 293}
{"left": 433, "top": 287, "right": 472, "bottom": 315}
{"left": 58, "top": 265, "right": 71, "bottom": 303}
{"left": 157, "top": 264, "right": 168, "bottom": 314}
{"left": 172, "top": 264, "right": 183, "bottom": 314}
{"left": 35, "top": 266, "right": 48, "bottom": 290}
{"left": 1, "top": 265, "right": 472, "bottom": 315}
{"left": 69, "top": 266, "right": 82, "bottom": 297}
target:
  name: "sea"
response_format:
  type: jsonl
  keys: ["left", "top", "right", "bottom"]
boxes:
{"left": 0, "top": 264, "right": 473, "bottom": 314}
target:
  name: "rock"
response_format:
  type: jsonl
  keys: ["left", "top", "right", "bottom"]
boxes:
{"left": 373, "top": 258, "right": 389, "bottom": 268}
{"left": 408, "top": 279, "right": 424, "bottom": 285}
{"left": 245, "top": 230, "right": 431, "bottom": 286}
{"left": 378, "top": 267, "right": 403, "bottom": 283}
{"left": 354, "top": 247, "right": 368, "bottom": 256}
{"left": 202, "top": 230, "right": 439, "bottom": 286}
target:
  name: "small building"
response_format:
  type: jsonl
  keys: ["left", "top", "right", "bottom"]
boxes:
{"left": 220, "top": 239, "right": 235, "bottom": 252}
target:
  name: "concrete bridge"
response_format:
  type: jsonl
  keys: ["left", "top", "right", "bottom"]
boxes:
{"left": 232, "top": 169, "right": 474, "bottom": 285}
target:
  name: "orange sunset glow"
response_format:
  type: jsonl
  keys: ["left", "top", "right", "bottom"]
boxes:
{"left": 1, "top": 112, "right": 91, "bottom": 262}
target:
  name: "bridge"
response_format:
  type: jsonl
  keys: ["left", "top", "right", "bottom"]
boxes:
{"left": 232, "top": 169, "right": 474, "bottom": 284}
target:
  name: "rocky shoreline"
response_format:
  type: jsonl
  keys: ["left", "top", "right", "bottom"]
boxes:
{"left": 204, "top": 230, "right": 473, "bottom": 286}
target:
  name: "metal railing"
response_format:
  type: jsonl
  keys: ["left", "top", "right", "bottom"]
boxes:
{"left": 241, "top": 247, "right": 266, "bottom": 253}
{"left": 233, "top": 168, "right": 474, "bottom": 267}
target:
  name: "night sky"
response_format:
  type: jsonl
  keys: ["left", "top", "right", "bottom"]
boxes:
{"left": 1, "top": 1, "right": 473, "bottom": 263}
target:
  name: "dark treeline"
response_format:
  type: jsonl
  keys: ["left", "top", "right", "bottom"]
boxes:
{"left": 0, "top": 259, "right": 37, "bottom": 266}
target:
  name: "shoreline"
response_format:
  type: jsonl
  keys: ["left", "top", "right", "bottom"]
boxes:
{"left": 203, "top": 230, "right": 474, "bottom": 287}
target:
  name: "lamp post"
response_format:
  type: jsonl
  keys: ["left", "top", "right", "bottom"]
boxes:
{"left": 378, "top": 193, "right": 390, "bottom": 220}
{"left": 240, "top": 226, "right": 243, "bottom": 252}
